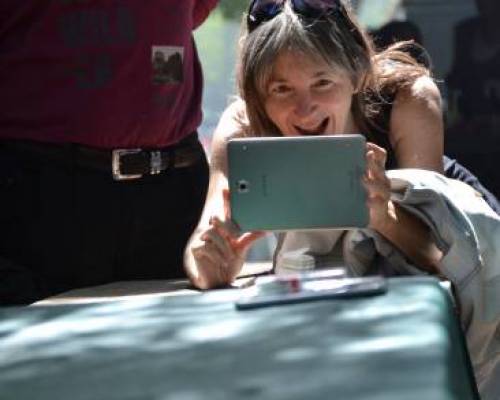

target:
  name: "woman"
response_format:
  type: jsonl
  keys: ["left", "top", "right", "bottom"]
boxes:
{"left": 184, "top": 0, "right": 496, "bottom": 289}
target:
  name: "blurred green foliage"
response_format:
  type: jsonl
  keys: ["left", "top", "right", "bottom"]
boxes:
{"left": 218, "top": 0, "right": 248, "bottom": 20}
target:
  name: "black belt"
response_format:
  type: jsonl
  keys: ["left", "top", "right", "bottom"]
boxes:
{"left": 2, "top": 132, "right": 204, "bottom": 181}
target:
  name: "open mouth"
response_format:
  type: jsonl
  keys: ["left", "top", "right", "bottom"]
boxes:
{"left": 294, "top": 117, "right": 330, "bottom": 136}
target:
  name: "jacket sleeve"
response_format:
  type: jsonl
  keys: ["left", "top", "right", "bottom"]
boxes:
{"left": 382, "top": 169, "right": 500, "bottom": 397}
{"left": 193, "top": 0, "right": 219, "bottom": 30}
{"left": 346, "top": 168, "right": 499, "bottom": 324}
{"left": 342, "top": 169, "right": 500, "bottom": 397}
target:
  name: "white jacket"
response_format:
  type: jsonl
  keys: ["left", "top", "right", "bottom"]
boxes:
{"left": 275, "top": 169, "right": 500, "bottom": 399}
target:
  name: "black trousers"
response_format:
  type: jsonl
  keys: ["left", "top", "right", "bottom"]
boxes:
{"left": 0, "top": 138, "right": 209, "bottom": 305}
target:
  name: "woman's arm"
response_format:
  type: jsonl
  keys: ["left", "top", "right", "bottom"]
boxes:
{"left": 184, "top": 101, "right": 263, "bottom": 289}
{"left": 389, "top": 75, "right": 444, "bottom": 173}
{"left": 375, "top": 76, "right": 444, "bottom": 270}
{"left": 365, "top": 143, "right": 443, "bottom": 272}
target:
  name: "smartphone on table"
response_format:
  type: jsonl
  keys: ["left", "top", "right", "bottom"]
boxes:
{"left": 235, "top": 273, "right": 387, "bottom": 310}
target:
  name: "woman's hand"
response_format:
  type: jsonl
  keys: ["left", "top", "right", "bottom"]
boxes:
{"left": 363, "top": 142, "right": 442, "bottom": 271}
{"left": 363, "top": 142, "right": 394, "bottom": 231}
{"left": 188, "top": 189, "right": 265, "bottom": 289}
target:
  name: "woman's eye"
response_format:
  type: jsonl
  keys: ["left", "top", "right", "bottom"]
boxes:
{"left": 270, "top": 85, "right": 292, "bottom": 96}
{"left": 314, "top": 79, "right": 334, "bottom": 90}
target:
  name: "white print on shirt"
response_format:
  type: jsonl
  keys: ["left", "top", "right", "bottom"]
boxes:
{"left": 152, "top": 46, "right": 184, "bottom": 85}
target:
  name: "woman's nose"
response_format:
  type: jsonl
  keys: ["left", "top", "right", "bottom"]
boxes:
{"left": 293, "top": 92, "right": 317, "bottom": 118}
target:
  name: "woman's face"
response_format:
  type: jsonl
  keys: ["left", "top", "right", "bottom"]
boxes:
{"left": 263, "top": 51, "right": 359, "bottom": 136}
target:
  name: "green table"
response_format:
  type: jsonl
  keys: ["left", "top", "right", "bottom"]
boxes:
{"left": 0, "top": 277, "right": 478, "bottom": 399}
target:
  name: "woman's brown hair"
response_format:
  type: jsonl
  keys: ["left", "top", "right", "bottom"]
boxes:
{"left": 236, "top": 0, "right": 429, "bottom": 139}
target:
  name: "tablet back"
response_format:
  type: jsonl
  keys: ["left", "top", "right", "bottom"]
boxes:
{"left": 227, "top": 134, "right": 368, "bottom": 231}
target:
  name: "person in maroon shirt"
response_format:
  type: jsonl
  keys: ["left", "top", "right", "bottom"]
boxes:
{"left": 0, "top": 0, "right": 218, "bottom": 305}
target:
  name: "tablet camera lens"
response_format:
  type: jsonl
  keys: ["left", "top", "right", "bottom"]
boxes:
{"left": 237, "top": 180, "right": 250, "bottom": 193}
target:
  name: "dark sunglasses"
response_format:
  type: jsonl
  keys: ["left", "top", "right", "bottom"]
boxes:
{"left": 247, "top": 0, "right": 341, "bottom": 32}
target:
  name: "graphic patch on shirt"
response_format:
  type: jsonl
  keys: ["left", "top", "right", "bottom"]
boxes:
{"left": 152, "top": 46, "right": 184, "bottom": 85}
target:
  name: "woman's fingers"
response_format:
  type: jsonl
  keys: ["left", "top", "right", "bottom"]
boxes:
{"left": 365, "top": 144, "right": 390, "bottom": 199}
{"left": 364, "top": 174, "right": 390, "bottom": 201}
{"left": 192, "top": 236, "right": 227, "bottom": 266}
{"left": 366, "top": 142, "right": 387, "bottom": 162}
{"left": 191, "top": 189, "right": 265, "bottom": 288}
{"left": 233, "top": 231, "right": 266, "bottom": 252}
{"left": 195, "top": 253, "right": 230, "bottom": 286}
{"left": 190, "top": 189, "right": 265, "bottom": 288}
{"left": 210, "top": 216, "right": 241, "bottom": 244}
{"left": 366, "top": 143, "right": 387, "bottom": 172}
{"left": 201, "top": 227, "right": 237, "bottom": 262}
{"left": 211, "top": 215, "right": 265, "bottom": 254}
{"left": 364, "top": 142, "right": 392, "bottom": 230}
{"left": 191, "top": 232, "right": 237, "bottom": 284}
{"left": 222, "top": 188, "right": 232, "bottom": 221}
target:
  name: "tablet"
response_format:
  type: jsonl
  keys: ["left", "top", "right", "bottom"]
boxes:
{"left": 227, "top": 134, "right": 368, "bottom": 231}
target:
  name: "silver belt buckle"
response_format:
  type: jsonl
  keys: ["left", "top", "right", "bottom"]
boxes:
{"left": 112, "top": 149, "right": 143, "bottom": 181}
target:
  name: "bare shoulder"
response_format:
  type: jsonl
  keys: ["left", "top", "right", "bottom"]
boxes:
{"left": 390, "top": 76, "right": 444, "bottom": 172}
{"left": 390, "top": 75, "right": 443, "bottom": 139}
{"left": 211, "top": 99, "right": 249, "bottom": 175}
{"left": 393, "top": 75, "right": 442, "bottom": 115}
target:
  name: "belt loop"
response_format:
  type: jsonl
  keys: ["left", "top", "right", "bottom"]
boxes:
{"left": 150, "top": 150, "right": 162, "bottom": 175}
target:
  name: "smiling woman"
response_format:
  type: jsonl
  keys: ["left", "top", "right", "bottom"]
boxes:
{"left": 184, "top": 0, "right": 499, "bottom": 290}
{"left": 263, "top": 52, "right": 358, "bottom": 136}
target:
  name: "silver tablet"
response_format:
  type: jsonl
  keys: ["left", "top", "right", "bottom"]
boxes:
{"left": 227, "top": 134, "right": 368, "bottom": 231}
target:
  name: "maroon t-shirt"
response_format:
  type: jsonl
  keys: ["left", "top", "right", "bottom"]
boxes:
{"left": 0, "top": 0, "right": 218, "bottom": 148}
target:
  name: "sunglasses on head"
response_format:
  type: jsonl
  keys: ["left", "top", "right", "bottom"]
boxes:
{"left": 247, "top": 0, "right": 341, "bottom": 33}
